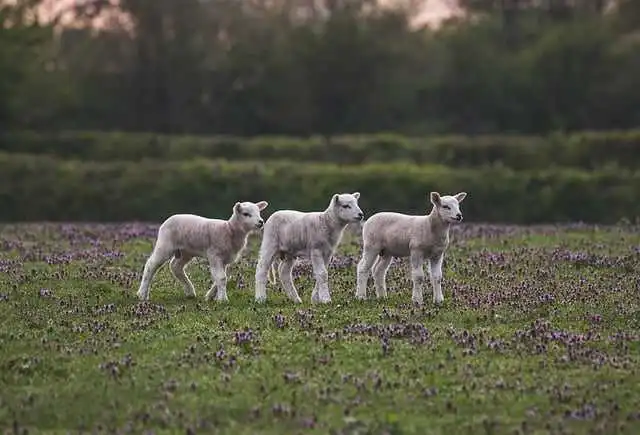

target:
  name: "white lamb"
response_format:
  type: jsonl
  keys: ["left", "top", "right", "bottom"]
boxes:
{"left": 254, "top": 192, "right": 364, "bottom": 304}
{"left": 266, "top": 222, "right": 364, "bottom": 286}
{"left": 136, "top": 200, "right": 269, "bottom": 302}
{"left": 355, "top": 191, "right": 467, "bottom": 305}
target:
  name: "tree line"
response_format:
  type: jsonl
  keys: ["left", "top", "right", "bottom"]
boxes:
{"left": 1, "top": 0, "right": 640, "bottom": 137}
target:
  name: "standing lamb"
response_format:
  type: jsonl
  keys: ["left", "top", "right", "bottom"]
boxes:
{"left": 355, "top": 192, "right": 467, "bottom": 305}
{"left": 136, "top": 200, "right": 269, "bottom": 302}
{"left": 254, "top": 192, "right": 364, "bottom": 304}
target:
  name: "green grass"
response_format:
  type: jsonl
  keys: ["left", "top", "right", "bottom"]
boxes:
{"left": 1, "top": 222, "right": 639, "bottom": 434}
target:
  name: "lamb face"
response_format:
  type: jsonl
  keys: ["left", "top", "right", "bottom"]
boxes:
{"left": 331, "top": 192, "right": 365, "bottom": 224}
{"left": 430, "top": 192, "right": 466, "bottom": 224}
{"left": 232, "top": 201, "right": 269, "bottom": 231}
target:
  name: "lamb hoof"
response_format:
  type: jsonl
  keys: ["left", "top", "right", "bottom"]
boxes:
{"left": 216, "top": 296, "right": 229, "bottom": 303}
{"left": 136, "top": 290, "right": 148, "bottom": 301}
{"left": 355, "top": 293, "right": 367, "bottom": 300}
{"left": 255, "top": 296, "right": 267, "bottom": 303}
{"left": 411, "top": 297, "right": 423, "bottom": 306}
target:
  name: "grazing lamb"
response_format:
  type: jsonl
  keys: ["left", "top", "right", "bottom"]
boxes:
{"left": 355, "top": 192, "right": 467, "bottom": 305}
{"left": 136, "top": 201, "right": 269, "bottom": 302}
{"left": 254, "top": 192, "right": 364, "bottom": 304}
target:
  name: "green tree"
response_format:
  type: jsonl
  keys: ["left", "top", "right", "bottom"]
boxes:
{"left": 0, "top": 0, "right": 52, "bottom": 129}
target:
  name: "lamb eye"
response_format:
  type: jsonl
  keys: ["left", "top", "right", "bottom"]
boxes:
{"left": 442, "top": 205, "right": 450, "bottom": 210}
{"left": 243, "top": 212, "right": 251, "bottom": 217}
{"left": 342, "top": 204, "right": 351, "bottom": 209}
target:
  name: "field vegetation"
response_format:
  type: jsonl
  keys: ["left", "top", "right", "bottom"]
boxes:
{"left": 1, "top": 222, "right": 639, "bottom": 434}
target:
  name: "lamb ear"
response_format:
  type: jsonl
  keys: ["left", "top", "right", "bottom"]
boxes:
{"left": 454, "top": 192, "right": 467, "bottom": 203}
{"left": 430, "top": 192, "right": 441, "bottom": 207}
{"left": 333, "top": 194, "right": 340, "bottom": 205}
{"left": 352, "top": 192, "right": 360, "bottom": 200}
{"left": 234, "top": 202, "right": 242, "bottom": 213}
{"left": 256, "top": 201, "right": 268, "bottom": 211}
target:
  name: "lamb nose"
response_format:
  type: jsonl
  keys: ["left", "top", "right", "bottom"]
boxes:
{"left": 358, "top": 212, "right": 364, "bottom": 220}
{"left": 456, "top": 214, "right": 462, "bottom": 220}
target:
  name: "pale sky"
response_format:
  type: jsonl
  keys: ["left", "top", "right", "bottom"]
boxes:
{"left": 40, "top": 0, "right": 457, "bottom": 27}
{"left": 415, "top": 0, "right": 459, "bottom": 24}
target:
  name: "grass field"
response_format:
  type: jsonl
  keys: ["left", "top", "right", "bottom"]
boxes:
{"left": 1, "top": 222, "right": 639, "bottom": 434}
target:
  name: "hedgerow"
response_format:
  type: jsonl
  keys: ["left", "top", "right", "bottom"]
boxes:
{"left": 0, "top": 153, "right": 638, "bottom": 223}
{"left": 1, "top": 129, "right": 639, "bottom": 169}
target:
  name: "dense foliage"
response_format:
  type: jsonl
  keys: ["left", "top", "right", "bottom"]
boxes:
{"left": 1, "top": 1, "right": 640, "bottom": 136}
{"left": 2, "top": 1, "right": 639, "bottom": 224}
{"left": 2, "top": 129, "right": 640, "bottom": 170}
{"left": 1, "top": 152, "right": 638, "bottom": 223}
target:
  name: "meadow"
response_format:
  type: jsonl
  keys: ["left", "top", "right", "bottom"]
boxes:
{"left": 1, "top": 221, "right": 639, "bottom": 434}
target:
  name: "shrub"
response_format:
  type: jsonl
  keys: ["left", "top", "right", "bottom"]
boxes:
{"left": 1, "top": 129, "right": 639, "bottom": 169}
{"left": 0, "top": 153, "right": 638, "bottom": 223}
